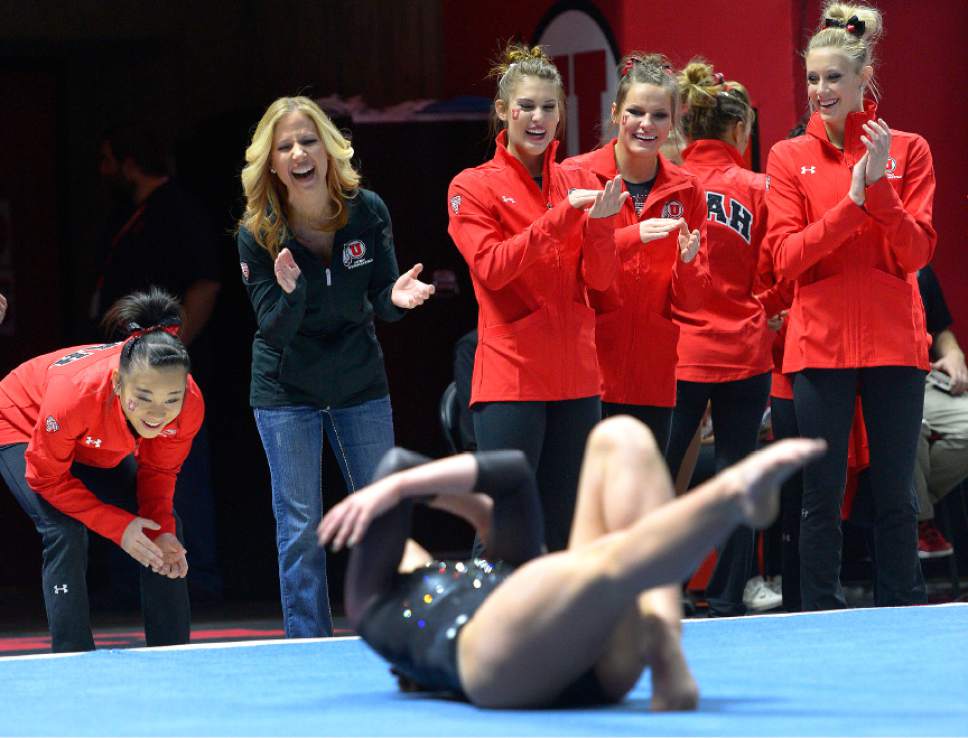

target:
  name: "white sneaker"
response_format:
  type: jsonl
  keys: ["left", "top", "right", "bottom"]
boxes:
{"left": 743, "top": 576, "right": 783, "bottom": 612}
{"left": 767, "top": 575, "right": 782, "bottom": 595}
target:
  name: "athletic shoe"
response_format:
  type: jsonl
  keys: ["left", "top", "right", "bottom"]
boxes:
{"left": 766, "top": 575, "right": 782, "bottom": 595}
{"left": 742, "top": 576, "right": 783, "bottom": 612}
{"left": 918, "top": 521, "right": 954, "bottom": 559}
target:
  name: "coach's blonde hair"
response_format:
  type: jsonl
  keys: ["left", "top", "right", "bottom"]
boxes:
{"left": 239, "top": 96, "right": 360, "bottom": 259}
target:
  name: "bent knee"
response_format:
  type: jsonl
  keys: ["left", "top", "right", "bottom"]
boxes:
{"left": 590, "top": 416, "right": 659, "bottom": 458}
{"left": 42, "top": 519, "right": 88, "bottom": 553}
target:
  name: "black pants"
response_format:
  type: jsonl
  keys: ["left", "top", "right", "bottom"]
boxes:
{"left": 770, "top": 396, "right": 803, "bottom": 611}
{"left": 473, "top": 397, "right": 601, "bottom": 552}
{"left": 793, "top": 367, "right": 926, "bottom": 610}
{"left": 602, "top": 402, "right": 673, "bottom": 455}
{"left": 665, "top": 372, "right": 772, "bottom": 616}
{"left": 0, "top": 443, "right": 190, "bottom": 653}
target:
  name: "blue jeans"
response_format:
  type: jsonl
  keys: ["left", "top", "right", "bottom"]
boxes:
{"left": 253, "top": 395, "right": 395, "bottom": 638}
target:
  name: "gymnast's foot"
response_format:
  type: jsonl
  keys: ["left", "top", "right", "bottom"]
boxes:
{"left": 642, "top": 615, "right": 699, "bottom": 712}
{"left": 728, "top": 438, "right": 826, "bottom": 529}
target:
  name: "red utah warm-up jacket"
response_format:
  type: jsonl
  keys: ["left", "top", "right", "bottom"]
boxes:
{"left": 0, "top": 342, "right": 204, "bottom": 544}
{"left": 764, "top": 102, "right": 936, "bottom": 374}
{"left": 562, "top": 140, "right": 709, "bottom": 406}
{"left": 676, "top": 139, "right": 772, "bottom": 383}
{"left": 447, "top": 132, "right": 618, "bottom": 405}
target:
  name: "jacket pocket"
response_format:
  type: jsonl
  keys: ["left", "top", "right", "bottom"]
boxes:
{"left": 863, "top": 269, "right": 920, "bottom": 364}
{"left": 794, "top": 274, "right": 846, "bottom": 364}
{"left": 478, "top": 306, "right": 554, "bottom": 397}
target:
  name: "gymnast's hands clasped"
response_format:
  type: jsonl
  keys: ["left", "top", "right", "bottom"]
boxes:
{"left": 568, "top": 175, "right": 630, "bottom": 218}
{"left": 155, "top": 533, "right": 189, "bottom": 579}
{"left": 391, "top": 263, "right": 435, "bottom": 309}
{"left": 318, "top": 475, "right": 401, "bottom": 551}
{"left": 120, "top": 518, "right": 189, "bottom": 578}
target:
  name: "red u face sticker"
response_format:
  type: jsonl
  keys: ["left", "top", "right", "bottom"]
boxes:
{"left": 511, "top": 108, "right": 521, "bottom": 120}
{"left": 127, "top": 400, "right": 137, "bottom": 412}
{"left": 621, "top": 112, "right": 629, "bottom": 126}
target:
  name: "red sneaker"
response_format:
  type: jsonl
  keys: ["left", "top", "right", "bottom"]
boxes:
{"left": 918, "top": 521, "right": 954, "bottom": 559}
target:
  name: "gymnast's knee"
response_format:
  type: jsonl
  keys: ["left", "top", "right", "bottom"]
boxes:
{"left": 589, "top": 415, "right": 659, "bottom": 457}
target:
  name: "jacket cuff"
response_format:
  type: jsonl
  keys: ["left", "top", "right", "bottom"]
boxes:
{"left": 864, "top": 177, "right": 901, "bottom": 218}
{"left": 283, "top": 277, "right": 307, "bottom": 306}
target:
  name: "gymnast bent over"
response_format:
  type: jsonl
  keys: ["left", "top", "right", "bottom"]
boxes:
{"left": 318, "top": 416, "right": 824, "bottom": 709}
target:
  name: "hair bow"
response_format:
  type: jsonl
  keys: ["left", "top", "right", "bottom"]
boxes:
{"left": 824, "top": 15, "right": 866, "bottom": 36}
{"left": 126, "top": 319, "right": 182, "bottom": 341}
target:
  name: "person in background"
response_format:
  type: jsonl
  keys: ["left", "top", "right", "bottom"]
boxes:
{"left": 562, "top": 52, "right": 707, "bottom": 454}
{"left": 237, "top": 96, "right": 433, "bottom": 638}
{"left": 914, "top": 265, "right": 968, "bottom": 559}
{"left": 764, "top": 2, "right": 935, "bottom": 609}
{"left": 0, "top": 288, "right": 201, "bottom": 652}
{"left": 95, "top": 122, "right": 222, "bottom": 601}
{"left": 447, "top": 43, "right": 625, "bottom": 553}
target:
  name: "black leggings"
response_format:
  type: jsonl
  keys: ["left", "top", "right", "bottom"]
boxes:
{"left": 770, "top": 396, "right": 803, "bottom": 611}
{"left": 472, "top": 397, "right": 601, "bottom": 552}
{"left": 344, "top": 448, "right": 543, "bottom": 626}
{"left": 793, "top": 367, "right": 926, "bottom": 610}
{"left": 665, "top": 372, "right": 772, "bottom": 615}
{"left": 602, "top": 402, "right": 673, "bottom": 455}
{"left": 0, "top": 443, "right": 190, "bottom": 653}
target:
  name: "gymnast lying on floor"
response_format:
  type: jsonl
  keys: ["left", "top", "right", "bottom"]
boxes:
{"left": 318, "top": 415, "right": 824, "bottom": 709}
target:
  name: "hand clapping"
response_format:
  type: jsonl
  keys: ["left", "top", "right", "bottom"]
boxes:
{"left": 861, "top": 118, "right": 891, "bottom": 186}
{"left": 274, "top": 248, "right": 302, "bottom": 294}
{"left": 568, "top": 175, "right": 630, "bottom": 218}
{"left": 677, "top": 219, "right": 701, "bottom": 263}
{"left": 391, "top": 263, "right": 435, "bottom": 310}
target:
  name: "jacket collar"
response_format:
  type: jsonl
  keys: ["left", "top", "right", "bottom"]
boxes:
{"left": 588, "top": 139, "right": 688, "bottom": 193}
{"left": 494, "top": 130, "right": 559, "bottom": 197}
{"left": 682, "top": 139, "right": 747, "bottom": 169}
{"left": 806, "top": 99, "right": 877, "bottom": 159}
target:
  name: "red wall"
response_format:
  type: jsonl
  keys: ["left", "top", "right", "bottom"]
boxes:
{"left": 442, "top": 0, "right": 966, "bottom": 335}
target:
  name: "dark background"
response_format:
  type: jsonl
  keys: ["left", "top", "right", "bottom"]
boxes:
{"left": 1, "top": 0, "right": 965, "bottom": 617}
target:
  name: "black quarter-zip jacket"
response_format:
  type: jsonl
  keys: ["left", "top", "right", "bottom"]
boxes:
{"left": 238, "top": 189, "right": 406, "bottom": 409}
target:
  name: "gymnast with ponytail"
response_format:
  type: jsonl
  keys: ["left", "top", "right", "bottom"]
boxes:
{"left": 0, "top": 287, "right": 203, "bottom": 652}
{"left": 664, "top": 60, "right": 774, "bottom": 616}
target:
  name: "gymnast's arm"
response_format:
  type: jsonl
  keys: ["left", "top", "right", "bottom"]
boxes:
{"left": 318, "top": 449, "right": 539, "bottom": 558}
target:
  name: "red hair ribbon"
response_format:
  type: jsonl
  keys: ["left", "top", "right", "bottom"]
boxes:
{"left": 127, "top": 323, "right": 181, "bottom": 341}
{"left": 621, "top": 57, "right": 638, "bottom": 77}
{"left": 713, "top": 72, "right": 725, "bottom": 85}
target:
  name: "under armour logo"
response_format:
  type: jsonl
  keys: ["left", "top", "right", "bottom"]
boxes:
{"left": 501, "top": 195, "right": 516, "bottom": 204}
{"left": 801, "top": 508, "right": 809, "bottom": 520}
{"left": 53, "top": 584, "right": 69, "bottom": 594}
{"left": 84, "top": 436, "right": 102, "bottom": 448}
{"left": 800, "top": 166, "right": 816, "bottom": 174}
